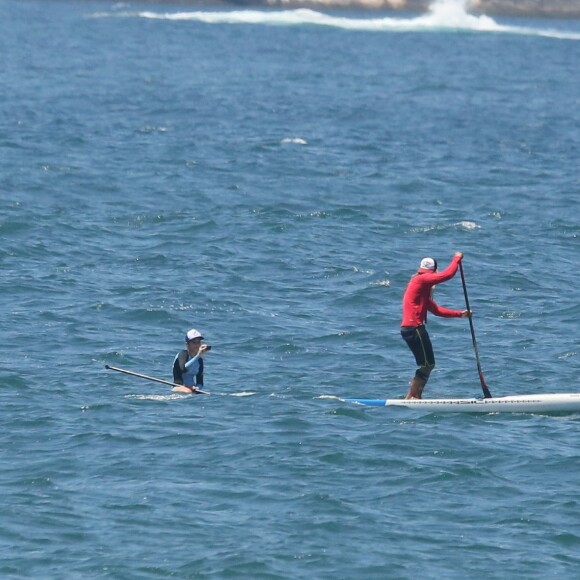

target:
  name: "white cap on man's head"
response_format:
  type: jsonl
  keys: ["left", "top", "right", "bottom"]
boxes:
{"left": 419, "top": 257, "right": 437, "bottom": 271}
{"left": 185, "top": 328, "right": 204, "bottom": 342}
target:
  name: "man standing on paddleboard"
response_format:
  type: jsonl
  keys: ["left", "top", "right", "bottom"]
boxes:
{"left": 401, "top": 252, "right": 471, "bottom": 399}
{"left": 172, "top": 328, "right": 210, "bottom": 394}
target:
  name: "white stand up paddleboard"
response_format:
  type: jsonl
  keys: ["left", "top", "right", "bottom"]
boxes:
{"left": 344, "top": 393, "right": 580, "bottom": 414}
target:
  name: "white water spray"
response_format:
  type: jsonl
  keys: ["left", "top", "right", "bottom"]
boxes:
{"left": 408, "top": 0, "right": 501, "bottom": 31}
{"left": 93, "top": 0, "right": 580, "bottom": 41}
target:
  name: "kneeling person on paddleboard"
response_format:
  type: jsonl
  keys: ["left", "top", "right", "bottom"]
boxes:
{"left": 172, "top": 328, "right": 210, "bottom": 394}
{"left": 401, "top": 253, "right": 471, "bottom": 400}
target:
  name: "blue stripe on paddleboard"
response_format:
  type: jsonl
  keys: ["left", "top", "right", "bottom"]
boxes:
{"left": 344, "top": 398, "right": 388, "bottom": 406}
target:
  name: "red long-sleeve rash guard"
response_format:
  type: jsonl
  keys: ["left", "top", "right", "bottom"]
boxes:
{"left": 401, "top": 256, "right": 464, "bottom": 327}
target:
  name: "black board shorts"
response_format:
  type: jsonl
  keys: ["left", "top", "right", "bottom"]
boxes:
{"left": 401, "top": 325, "right": 435, "bottom": 369}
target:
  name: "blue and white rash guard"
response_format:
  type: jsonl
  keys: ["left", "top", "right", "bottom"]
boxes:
{"left": 172, "top": 350, "right": 204, "bottom": 388}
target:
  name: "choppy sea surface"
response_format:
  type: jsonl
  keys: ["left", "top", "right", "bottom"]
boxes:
{"left": 1, "top": 0, "right": 580, "bottom": 577}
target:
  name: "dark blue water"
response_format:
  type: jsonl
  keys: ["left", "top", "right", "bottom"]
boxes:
{"left": 1, "top": 1, "right": 580, "bottom": 577}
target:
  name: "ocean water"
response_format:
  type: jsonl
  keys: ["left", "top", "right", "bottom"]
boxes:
{"left": 1, "top": 0, "right": 580, "bottom": 577}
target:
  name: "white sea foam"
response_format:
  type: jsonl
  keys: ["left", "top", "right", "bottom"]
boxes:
{"left": 281, "top": 137, "right": 308, "bottom": 145}
{"left": 371, "top": 278, "right": 391, "bottom": 287}
{"left": 125, "top": 393, "right": 192, "bottom": 401}
{"left": 455, "top": 220, "right": 481, "bottom": 230}
{"left": 104, "top": 0, "right": 580, "bottom": 41}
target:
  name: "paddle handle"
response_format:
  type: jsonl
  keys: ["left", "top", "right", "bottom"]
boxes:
{"left": 105, "top": 365, "right": 209, "bottom": 395}
{"left": 459, "top": 262, "right": 492, "bottom": 399}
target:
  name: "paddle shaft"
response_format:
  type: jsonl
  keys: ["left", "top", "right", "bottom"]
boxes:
{"left": 459, "top": 262, "right": 492, "bottom": 399}
{"left": 105, "top": 365, "right": 208, "bottom": 395}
